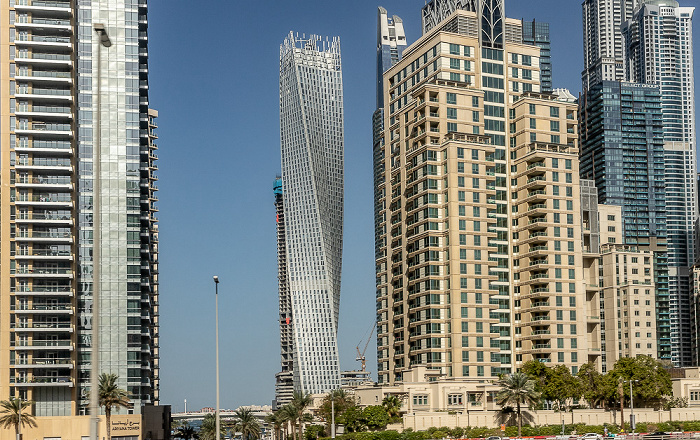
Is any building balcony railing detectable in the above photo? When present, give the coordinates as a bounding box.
[11,376,73,387]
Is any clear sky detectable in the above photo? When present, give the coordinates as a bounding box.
[148,0,700,412]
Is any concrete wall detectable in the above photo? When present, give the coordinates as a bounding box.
[403,408,700,431]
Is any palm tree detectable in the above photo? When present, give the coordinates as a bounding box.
[496,372,540,438]
[382,395,402,422]
[277,404,297,440]
[266,411,284,440]
[289,393,313,440]
[199,413,226,440]
[0,398,37,438]
[175,422,199,440]
[232,408,261,440]
[98,373,131,440]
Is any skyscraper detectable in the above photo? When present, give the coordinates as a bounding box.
[581,0,638,90]
[422,1,553,93]
[273,177,293,408]
[279,32,344,395]
[0,0,159,416]
[623,0,696,365]
[522,20,552,92]
[580,80,670,360]
[374,7,407,278]
[375,7,587,384]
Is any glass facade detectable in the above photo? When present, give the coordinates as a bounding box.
[623,1,696,365]
[279,33,344,395]
[580,80,670,360]
[522,20,551,91]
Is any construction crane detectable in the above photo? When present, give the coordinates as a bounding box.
[356,323,376,372]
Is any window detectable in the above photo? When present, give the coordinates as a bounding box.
[446,92,457,104]
[449,44,460,55]
[450,72,461,82]
[472,96,479,107]
[530,119,537,129]
[529,104,536,115]
[450,58,461,69]
[550,107,559,117]
[550,120,560,132]
[447,122,457,132]
[448,394,463,406]
[462,336,469,347]
[447,108,458,120]
[413,395,428,405]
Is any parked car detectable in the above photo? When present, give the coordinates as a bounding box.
[580,433,603,440]
[486,436,502,440]
[643,432,670,440]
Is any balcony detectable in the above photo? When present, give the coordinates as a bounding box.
[15,86,73,101]
[11,376,74,387]
[14,17,72,32]
[15,34,72,50]
[12,322,73,332]
[12,357,73,368]
[14,0,73,13]
[16,122,72,138]
[16,103,72,119]
[14,159,72,173]
[14,267,73,278]
[14,340,73,350]
[12,288,73,297]
[13,304,73,314]
[15,176,72,190]
[14,195,72,208]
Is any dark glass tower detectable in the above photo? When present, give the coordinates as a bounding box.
[580,80,670,360]
[522,20,552,91]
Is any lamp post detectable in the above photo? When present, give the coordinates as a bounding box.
[16,396,21,440]
[91,23,111,440]
[213,276,220,440]
[627,379,640,434]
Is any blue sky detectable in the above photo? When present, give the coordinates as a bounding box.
[148,0,700,411]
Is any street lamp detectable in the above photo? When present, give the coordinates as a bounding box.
[91,23,112,440]
[625,379,640,434]
[213,276,220,440]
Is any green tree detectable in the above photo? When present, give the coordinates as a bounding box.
[362,405,389,431]
[0,398,37,439]
[608,356,672,408]
[496,371,540,438]
[304,424,326,440]
[338,405,365,433]
[577,363,611,408]
[175,422,199,440]
[544,365,581,413]
[317,389,355,430]
[232,408,261,440]
[381,396,402,423]
[522,360,550,393]
[199,413,226,440]
[98,373,131,440]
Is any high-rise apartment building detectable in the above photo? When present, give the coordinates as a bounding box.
[579,80,670,360]
[522,20,551,92]
[580,184,659,372]
[0,0,159,416]
[279,32,344,395]
[273,177,293,408]
[420,1,552,93]
[623,0,696,366]
[374,8,407,273]
[375,7,589,385]
[581,0,638,90]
